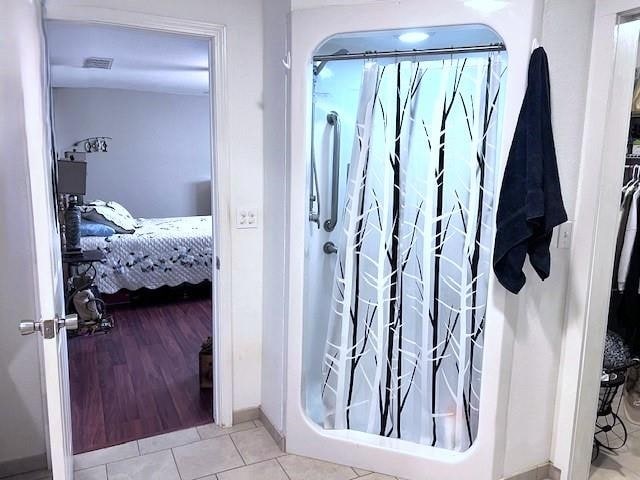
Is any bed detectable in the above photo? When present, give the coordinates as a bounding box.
[80,216,213,294]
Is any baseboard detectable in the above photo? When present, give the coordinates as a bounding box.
[0,453,48,478]
[233,407,261,425]
[258,408,286,451]
[503,462,561,480]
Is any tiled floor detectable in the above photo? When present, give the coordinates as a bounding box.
[7,420,403,480]
[590,410,640,479]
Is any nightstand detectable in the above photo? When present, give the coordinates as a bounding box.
[62,249,112,335]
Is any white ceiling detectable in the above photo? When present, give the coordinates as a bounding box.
[46,21,210,95]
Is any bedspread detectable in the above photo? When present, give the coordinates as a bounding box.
[80,216,213,294]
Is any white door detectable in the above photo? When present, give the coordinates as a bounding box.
[3,1,75,479]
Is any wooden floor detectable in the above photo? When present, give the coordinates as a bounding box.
[68,297,213,454]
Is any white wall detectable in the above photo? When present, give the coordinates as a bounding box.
[502,0,596,476]
[53,87,212,218]
[0,0,48,472]
[261,0,290,434]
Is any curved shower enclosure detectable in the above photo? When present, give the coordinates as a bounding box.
[302,25,507,453]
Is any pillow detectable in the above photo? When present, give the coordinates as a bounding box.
[80,200,140,234]
[80,220,116,237]
[105,201,135,220]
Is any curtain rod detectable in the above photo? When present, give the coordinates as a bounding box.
[313,44,506,63]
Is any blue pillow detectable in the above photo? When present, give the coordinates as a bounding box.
[80,220,116,237]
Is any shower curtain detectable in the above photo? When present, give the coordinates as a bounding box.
[321,53,505,451]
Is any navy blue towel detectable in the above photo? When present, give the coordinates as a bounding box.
[493,47,567,294]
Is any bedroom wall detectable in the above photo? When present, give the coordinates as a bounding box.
[52,87,212,218]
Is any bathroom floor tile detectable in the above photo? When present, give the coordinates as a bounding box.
[358,474,398,480]
[217,459,289,480]
[230,427,284,464]
[172,435,244,479]
[106,450,179,480]
[278,454,358,480]
[75,465,107,480]
[74,441,139,470]
[354,468,372,476]
[196,420,257,440]
[138,427,200,455]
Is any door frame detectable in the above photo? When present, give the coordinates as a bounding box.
[552,2,640,479]
[42,5,234,428]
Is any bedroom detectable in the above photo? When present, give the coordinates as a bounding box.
[48,21,217,454]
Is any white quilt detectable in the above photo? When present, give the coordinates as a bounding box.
[81,216,213,294]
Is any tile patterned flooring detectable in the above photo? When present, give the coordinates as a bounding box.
[6,420,403,480]
[590,413,640,479]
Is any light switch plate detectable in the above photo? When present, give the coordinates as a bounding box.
[236,208,258,229]
[557,221,573,249]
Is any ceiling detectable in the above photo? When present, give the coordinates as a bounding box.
[47,21,210,95]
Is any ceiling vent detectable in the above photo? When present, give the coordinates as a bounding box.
[83,57,114,69]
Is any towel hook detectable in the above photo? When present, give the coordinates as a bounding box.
[531,38,540,53]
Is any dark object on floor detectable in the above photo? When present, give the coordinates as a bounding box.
[493,47,568,294]
[592,331,640,462]
[102,280,212,307]
[199,336,213,389]
[603,330,632,371]
[68,297,213,454]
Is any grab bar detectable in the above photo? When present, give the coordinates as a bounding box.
[324,111,340,232]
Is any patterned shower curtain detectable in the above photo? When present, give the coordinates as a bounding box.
[321,53,505,452]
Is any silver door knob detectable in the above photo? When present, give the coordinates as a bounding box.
[19,314,78,337]
[60,314,78,331]
[19,320,41,336]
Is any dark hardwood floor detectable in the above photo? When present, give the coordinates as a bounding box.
[68,296,213,454]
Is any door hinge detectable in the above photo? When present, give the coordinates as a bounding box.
[216,256,221,270]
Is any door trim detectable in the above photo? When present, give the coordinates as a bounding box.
[551,3,640,479]
[42,6,234,428]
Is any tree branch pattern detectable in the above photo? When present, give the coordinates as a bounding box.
[320,53,506,451]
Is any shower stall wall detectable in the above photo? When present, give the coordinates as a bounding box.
[304,44,506,452]
[286,6,544,478]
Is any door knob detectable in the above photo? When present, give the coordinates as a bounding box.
[19,314,78,338]
[19,320,41,336]
[60,314,78,331]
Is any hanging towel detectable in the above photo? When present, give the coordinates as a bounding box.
[493,47,567,294]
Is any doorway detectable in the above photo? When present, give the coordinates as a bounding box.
[5,5,235,476]
[560,6,640,480]
[46,20,217,454]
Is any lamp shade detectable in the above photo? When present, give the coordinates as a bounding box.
[57,160,87,195]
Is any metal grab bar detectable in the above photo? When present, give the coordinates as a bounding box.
[324,111,340,232]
